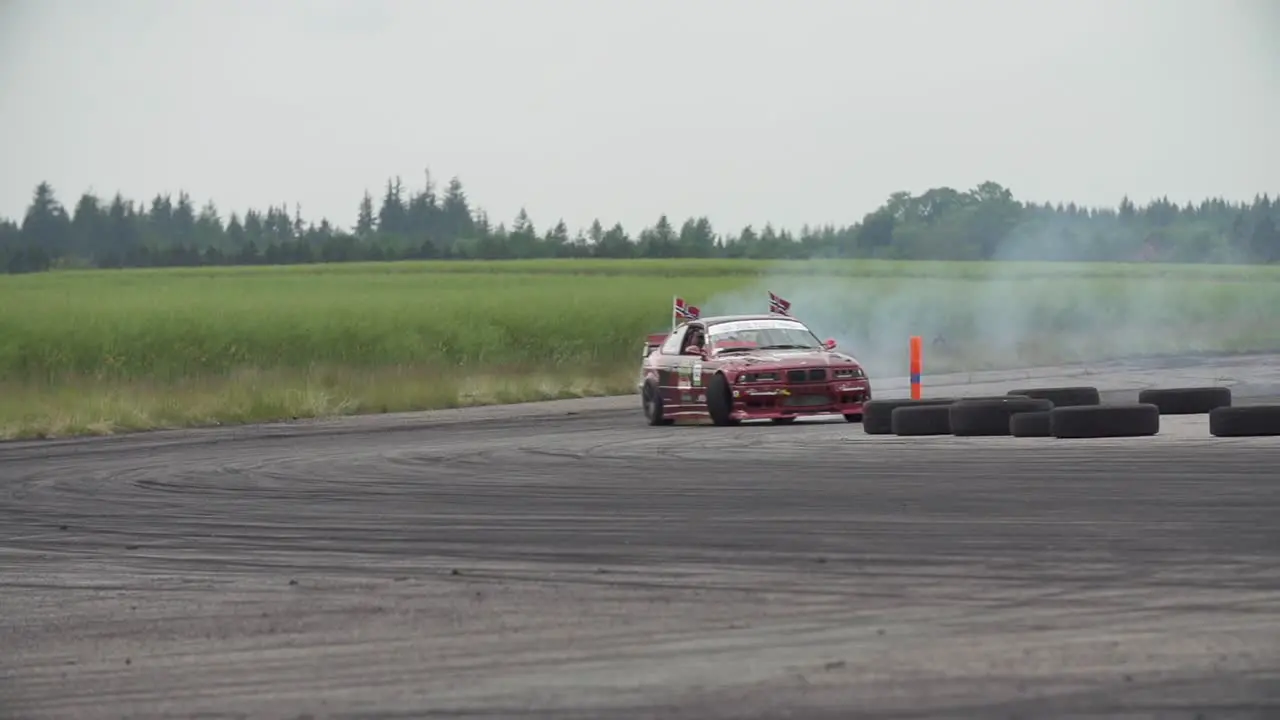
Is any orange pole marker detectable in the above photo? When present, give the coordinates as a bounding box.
[909,335,922,399]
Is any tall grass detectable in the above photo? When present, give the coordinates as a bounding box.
[2,258,1276,438]
[0,268,733,381]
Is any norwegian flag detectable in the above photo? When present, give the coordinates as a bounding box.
[768,291,792,316]
[673,296,700,323]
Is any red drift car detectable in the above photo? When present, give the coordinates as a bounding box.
[638,310,872,426]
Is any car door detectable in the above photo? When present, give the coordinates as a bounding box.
[663,323,711,412]
[656,325,690,410]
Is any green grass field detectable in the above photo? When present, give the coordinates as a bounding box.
[2,258,1278,439]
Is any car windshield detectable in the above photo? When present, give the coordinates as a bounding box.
[707,319,822,354]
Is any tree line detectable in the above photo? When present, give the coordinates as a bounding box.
[2,171,1278,273]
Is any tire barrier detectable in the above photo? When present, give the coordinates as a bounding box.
[891,404,954,436]
[862,395,1028,434]
[1009,410,1052,437]
[1006,386,1100,407]
[862,398,955,434]
[1049,403,1160,438]
[950,397,1054,436]
[856,385,1270,441]
[1208,405,1280,437]
[1137,386,1231,415]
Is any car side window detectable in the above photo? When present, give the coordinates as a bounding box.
[660,327,686,355]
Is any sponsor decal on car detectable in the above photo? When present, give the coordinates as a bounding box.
[743,388,792,397]
[709,318,808,336]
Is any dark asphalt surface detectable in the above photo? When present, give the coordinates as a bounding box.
[3,356,1280,719]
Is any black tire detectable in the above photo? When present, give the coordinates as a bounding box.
[706,373,739,426]
[642,380,672,426]
[1009,410,1052,437]
[950,397,1053,436]
[1006,386,1100,407]
[1050,403,1160,438]
[843,413,862,423]
[862,395,1025,434]
[1136,386,1231,415]
[891,405,952,436]
[1209,405,1280,437]
[862,398,955,434]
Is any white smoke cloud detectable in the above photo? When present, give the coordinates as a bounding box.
[697,224,1277,381]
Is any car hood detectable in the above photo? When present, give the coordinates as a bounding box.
[714,349,862,369]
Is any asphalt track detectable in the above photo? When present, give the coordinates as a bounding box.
[3,353,1280,719]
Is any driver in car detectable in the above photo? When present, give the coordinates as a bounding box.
[683,328,706,354]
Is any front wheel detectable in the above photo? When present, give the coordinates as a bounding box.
[706,373,740,426]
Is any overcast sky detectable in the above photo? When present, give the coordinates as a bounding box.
[1,0,1276,234]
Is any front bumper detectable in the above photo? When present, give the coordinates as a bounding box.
[730,380,871,419]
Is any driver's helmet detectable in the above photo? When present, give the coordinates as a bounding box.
[685,328,705,351]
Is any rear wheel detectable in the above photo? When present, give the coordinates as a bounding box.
[706,373,740,426]
[642,380,672,426]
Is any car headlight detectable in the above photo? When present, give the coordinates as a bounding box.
[834,368,864,379]
[739,372,778,383]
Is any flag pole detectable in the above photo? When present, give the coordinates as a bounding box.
[671,295,677,332]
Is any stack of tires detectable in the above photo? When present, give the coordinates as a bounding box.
[862,383,1280,438]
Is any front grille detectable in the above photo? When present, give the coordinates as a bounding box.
[784,394,830,406]
[785,368,826,383]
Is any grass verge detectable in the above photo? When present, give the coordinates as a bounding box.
[0,364,640,440]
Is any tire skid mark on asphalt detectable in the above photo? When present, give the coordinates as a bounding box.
[4,366,1280,718]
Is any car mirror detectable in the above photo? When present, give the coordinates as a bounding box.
[823,338,837,350]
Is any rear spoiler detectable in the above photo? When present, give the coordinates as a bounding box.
[642,332,667,357]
